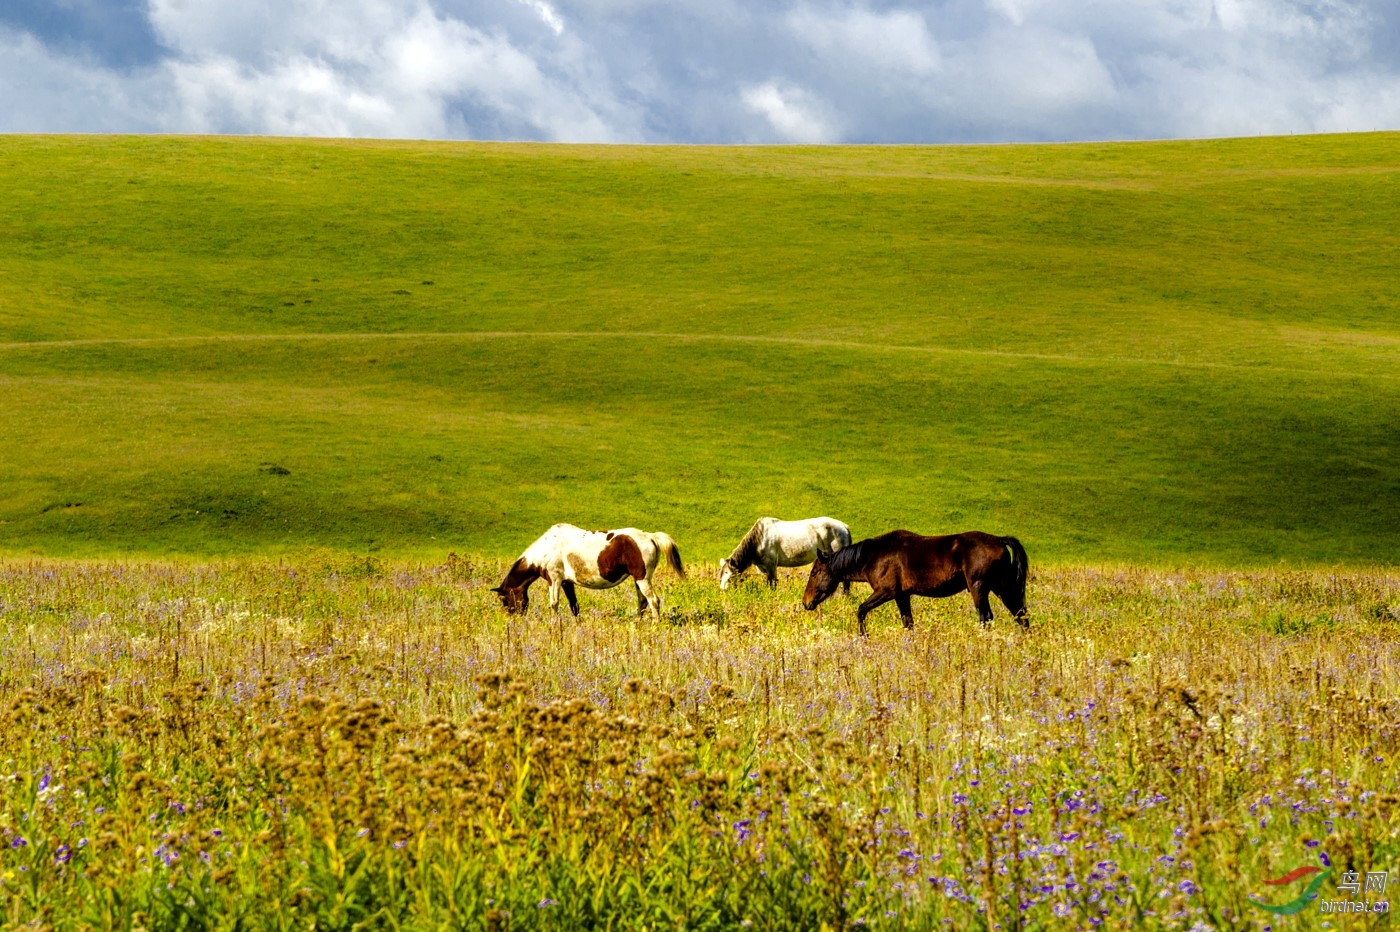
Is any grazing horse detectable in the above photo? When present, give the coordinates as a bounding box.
[802,530,1028,634]
[492,523,684,622]
[719,516,852,591]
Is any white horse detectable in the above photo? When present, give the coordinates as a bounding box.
[492,523,684,622]
[719,516,852,590]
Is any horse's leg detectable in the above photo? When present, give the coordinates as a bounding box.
[636,579,661,622]
[894,591,914,629]
[764,565,778,589]
[842,578,852,596]
[548,580,563,615]
[561,580,580,617]
[855,589,896,637]
[968,580,994,627]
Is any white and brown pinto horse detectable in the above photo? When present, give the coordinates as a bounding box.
[492,523,684,622]
[719,516,852,590]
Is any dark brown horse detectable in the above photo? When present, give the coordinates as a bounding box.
[802,530,1028,634]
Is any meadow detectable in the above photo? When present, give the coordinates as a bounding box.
[1,556,1397,929]
[1,134,1399,928]
[1,134,1398,564]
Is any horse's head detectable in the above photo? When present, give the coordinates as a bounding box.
[718,560,737,590]
[803,552,838,610]
[491,584,529,615]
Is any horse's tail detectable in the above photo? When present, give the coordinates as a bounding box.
[828,518,852,553]
[1002,536,1029,611]
[652,532,686,578]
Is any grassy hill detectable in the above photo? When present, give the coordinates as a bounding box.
[0,134,1397,564]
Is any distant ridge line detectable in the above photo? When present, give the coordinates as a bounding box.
[0,330,1393,381]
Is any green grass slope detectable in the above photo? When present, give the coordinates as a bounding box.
[1,134,1397,564]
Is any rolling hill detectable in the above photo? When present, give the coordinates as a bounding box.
[1,133,1396,564]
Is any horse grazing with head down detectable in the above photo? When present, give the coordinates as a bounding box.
[720,516,853,591]
[492,523,684,622]
[803,530,1028,634]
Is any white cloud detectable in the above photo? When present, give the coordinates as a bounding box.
[1212,0,1371,46]
[140,0,626,140]
[948,26,1118,123]
[166,56,398,137]
[984,0,1030,28]
[741,81,838,143]
[518,0,566,35]
[1,0,1398,142]
[787,4,940,77]
[0,26,169,132]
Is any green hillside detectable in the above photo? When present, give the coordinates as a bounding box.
[1,134,1397,564]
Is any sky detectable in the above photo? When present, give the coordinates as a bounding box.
[1,0,1398,144]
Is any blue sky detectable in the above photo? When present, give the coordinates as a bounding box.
[2,0,1397,142]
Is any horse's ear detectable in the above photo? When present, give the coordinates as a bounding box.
[814,550,829,564]
[490,585,504,594]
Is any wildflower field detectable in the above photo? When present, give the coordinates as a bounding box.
[2,131,1398,928]
[2,556,1396,929]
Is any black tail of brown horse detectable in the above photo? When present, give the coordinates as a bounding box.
[1001,535,1030,626]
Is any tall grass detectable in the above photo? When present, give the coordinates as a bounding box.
[2,557,1396,928]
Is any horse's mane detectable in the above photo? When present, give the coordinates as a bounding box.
[725,520,764,570]
[501,556,540,587]
[825,539,870,578]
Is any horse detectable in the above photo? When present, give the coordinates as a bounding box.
[719,516,852,591]
[492,523,684,622]
[802,530,1028,634]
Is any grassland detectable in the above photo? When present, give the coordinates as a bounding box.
[1,556,1397,929]
[1,135,1398,927]
[2,134,1398,564]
